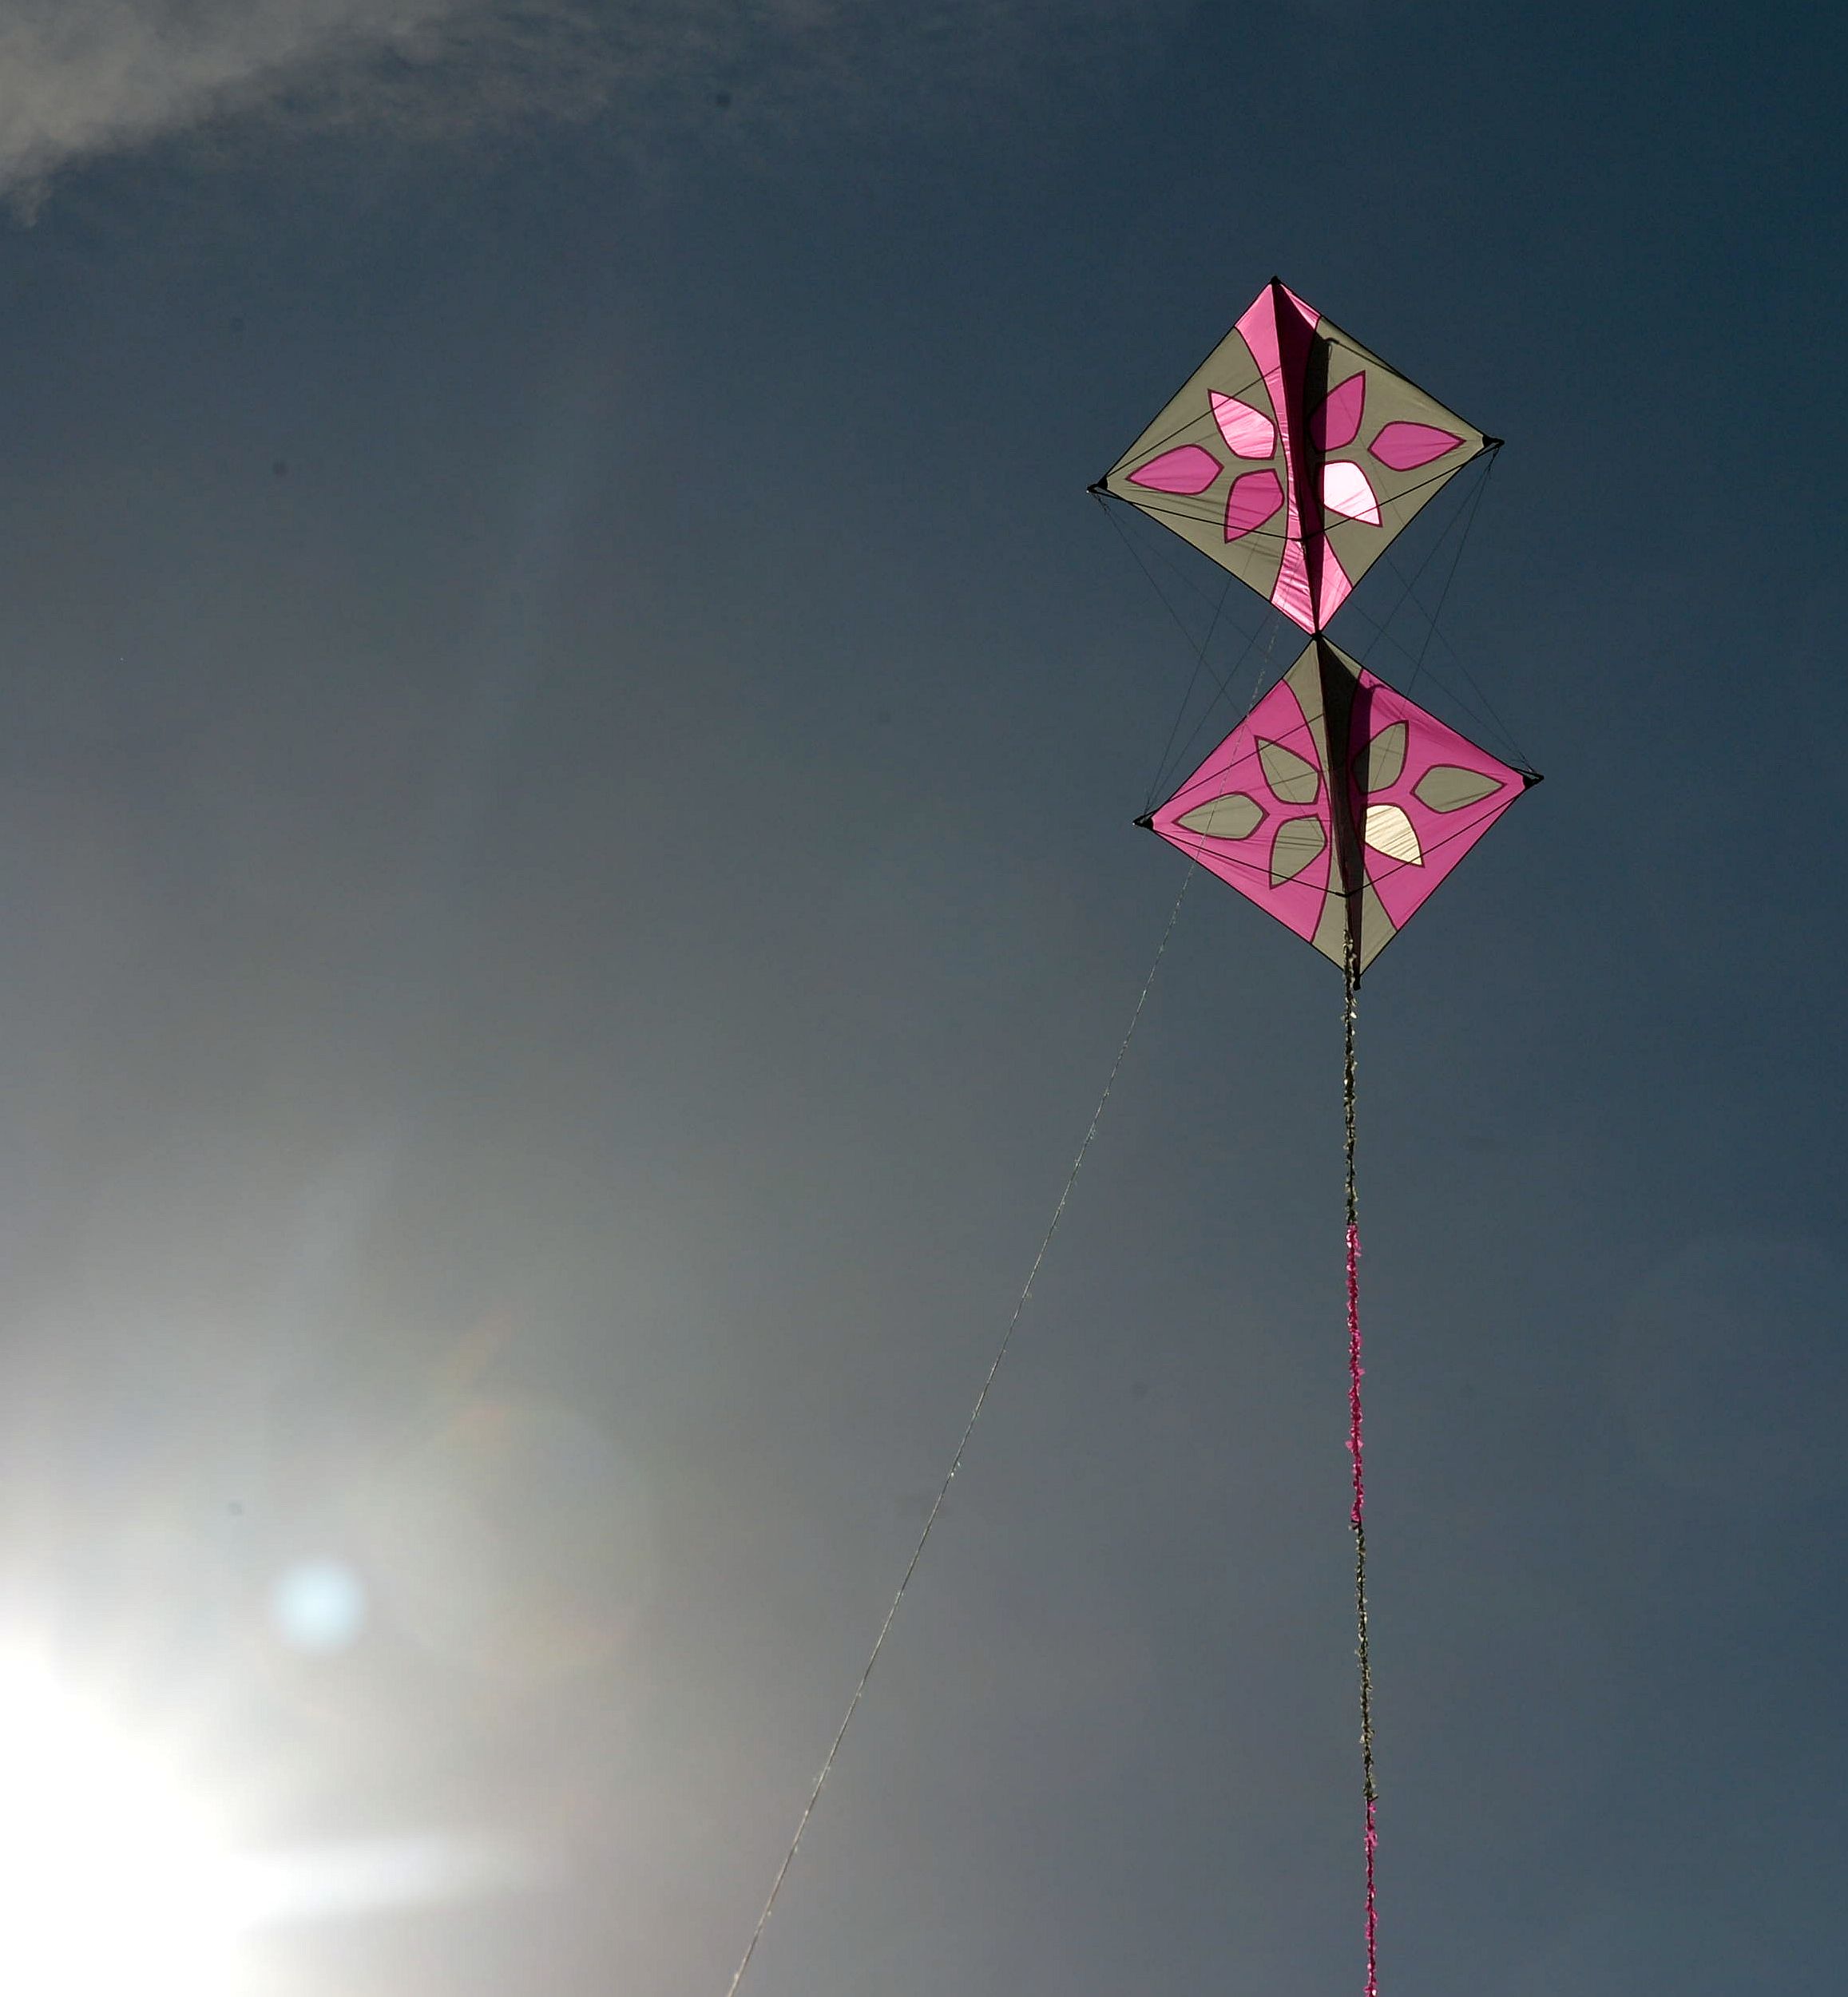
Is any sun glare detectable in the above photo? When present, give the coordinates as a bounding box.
[0,1662,244,1997]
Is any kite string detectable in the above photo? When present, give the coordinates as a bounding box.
[721,866,1195,1997]
[1344,932,1378,1997]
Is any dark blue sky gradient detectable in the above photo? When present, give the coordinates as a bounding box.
[0,4,1841,1992]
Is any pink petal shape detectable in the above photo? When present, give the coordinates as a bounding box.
[1311,373,1366,450]
[1223,469,1283,542]
[1323,460,1382,525]
[1128,444,1223,495]
[1210,390,1276,460]
[1369,421,1463,471]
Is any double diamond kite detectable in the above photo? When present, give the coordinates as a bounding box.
[1099,275,1533,973]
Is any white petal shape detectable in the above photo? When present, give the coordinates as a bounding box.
[1323,459,1382,526]
[1363,801,1423,866]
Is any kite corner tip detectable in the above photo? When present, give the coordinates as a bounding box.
[1483,434,1506,451]
[1521,767,1544,789]
[1133,811,1155,831]
[1088,477,1110,497]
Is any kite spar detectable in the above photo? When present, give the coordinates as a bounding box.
[1096,278,1539,1995]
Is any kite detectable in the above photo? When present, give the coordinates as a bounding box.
[719,278,1539,1997]
[1098,278,1540,1997]
[1093,277,1495,633]
[1137,634,1535,973]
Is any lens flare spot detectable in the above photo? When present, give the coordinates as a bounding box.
[270,1559,367,1654]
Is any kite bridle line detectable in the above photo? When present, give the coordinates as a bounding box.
[1091,489,1284,817]
[1342,446,1530,775]
[1097,446,1521,821]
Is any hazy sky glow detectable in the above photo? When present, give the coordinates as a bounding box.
[0,4,1841,1995]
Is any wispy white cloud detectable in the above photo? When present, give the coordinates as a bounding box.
[0,2,613,206]
[0,0,1182,211]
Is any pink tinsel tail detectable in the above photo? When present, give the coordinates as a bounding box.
[1347,1224,1364,1528]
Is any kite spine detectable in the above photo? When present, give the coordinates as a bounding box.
[1343,930,1378,1997]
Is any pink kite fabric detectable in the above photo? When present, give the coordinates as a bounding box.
[1101,278,1489,634]
[1368,420,1462,470]
[1156,672,1332,948]
[1146,637,1528,972]
[1224,469,1285,540]
[1235,280,1327,628]
[1128,444,1223,495]
[1313,372,1366,451]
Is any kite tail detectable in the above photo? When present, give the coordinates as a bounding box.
[1344,937,1378,1997]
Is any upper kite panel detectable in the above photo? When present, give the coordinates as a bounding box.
[1101,280,1489,633]
[1148,637,1527,972]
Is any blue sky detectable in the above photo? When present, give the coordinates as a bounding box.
[0,4,1841,1993]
